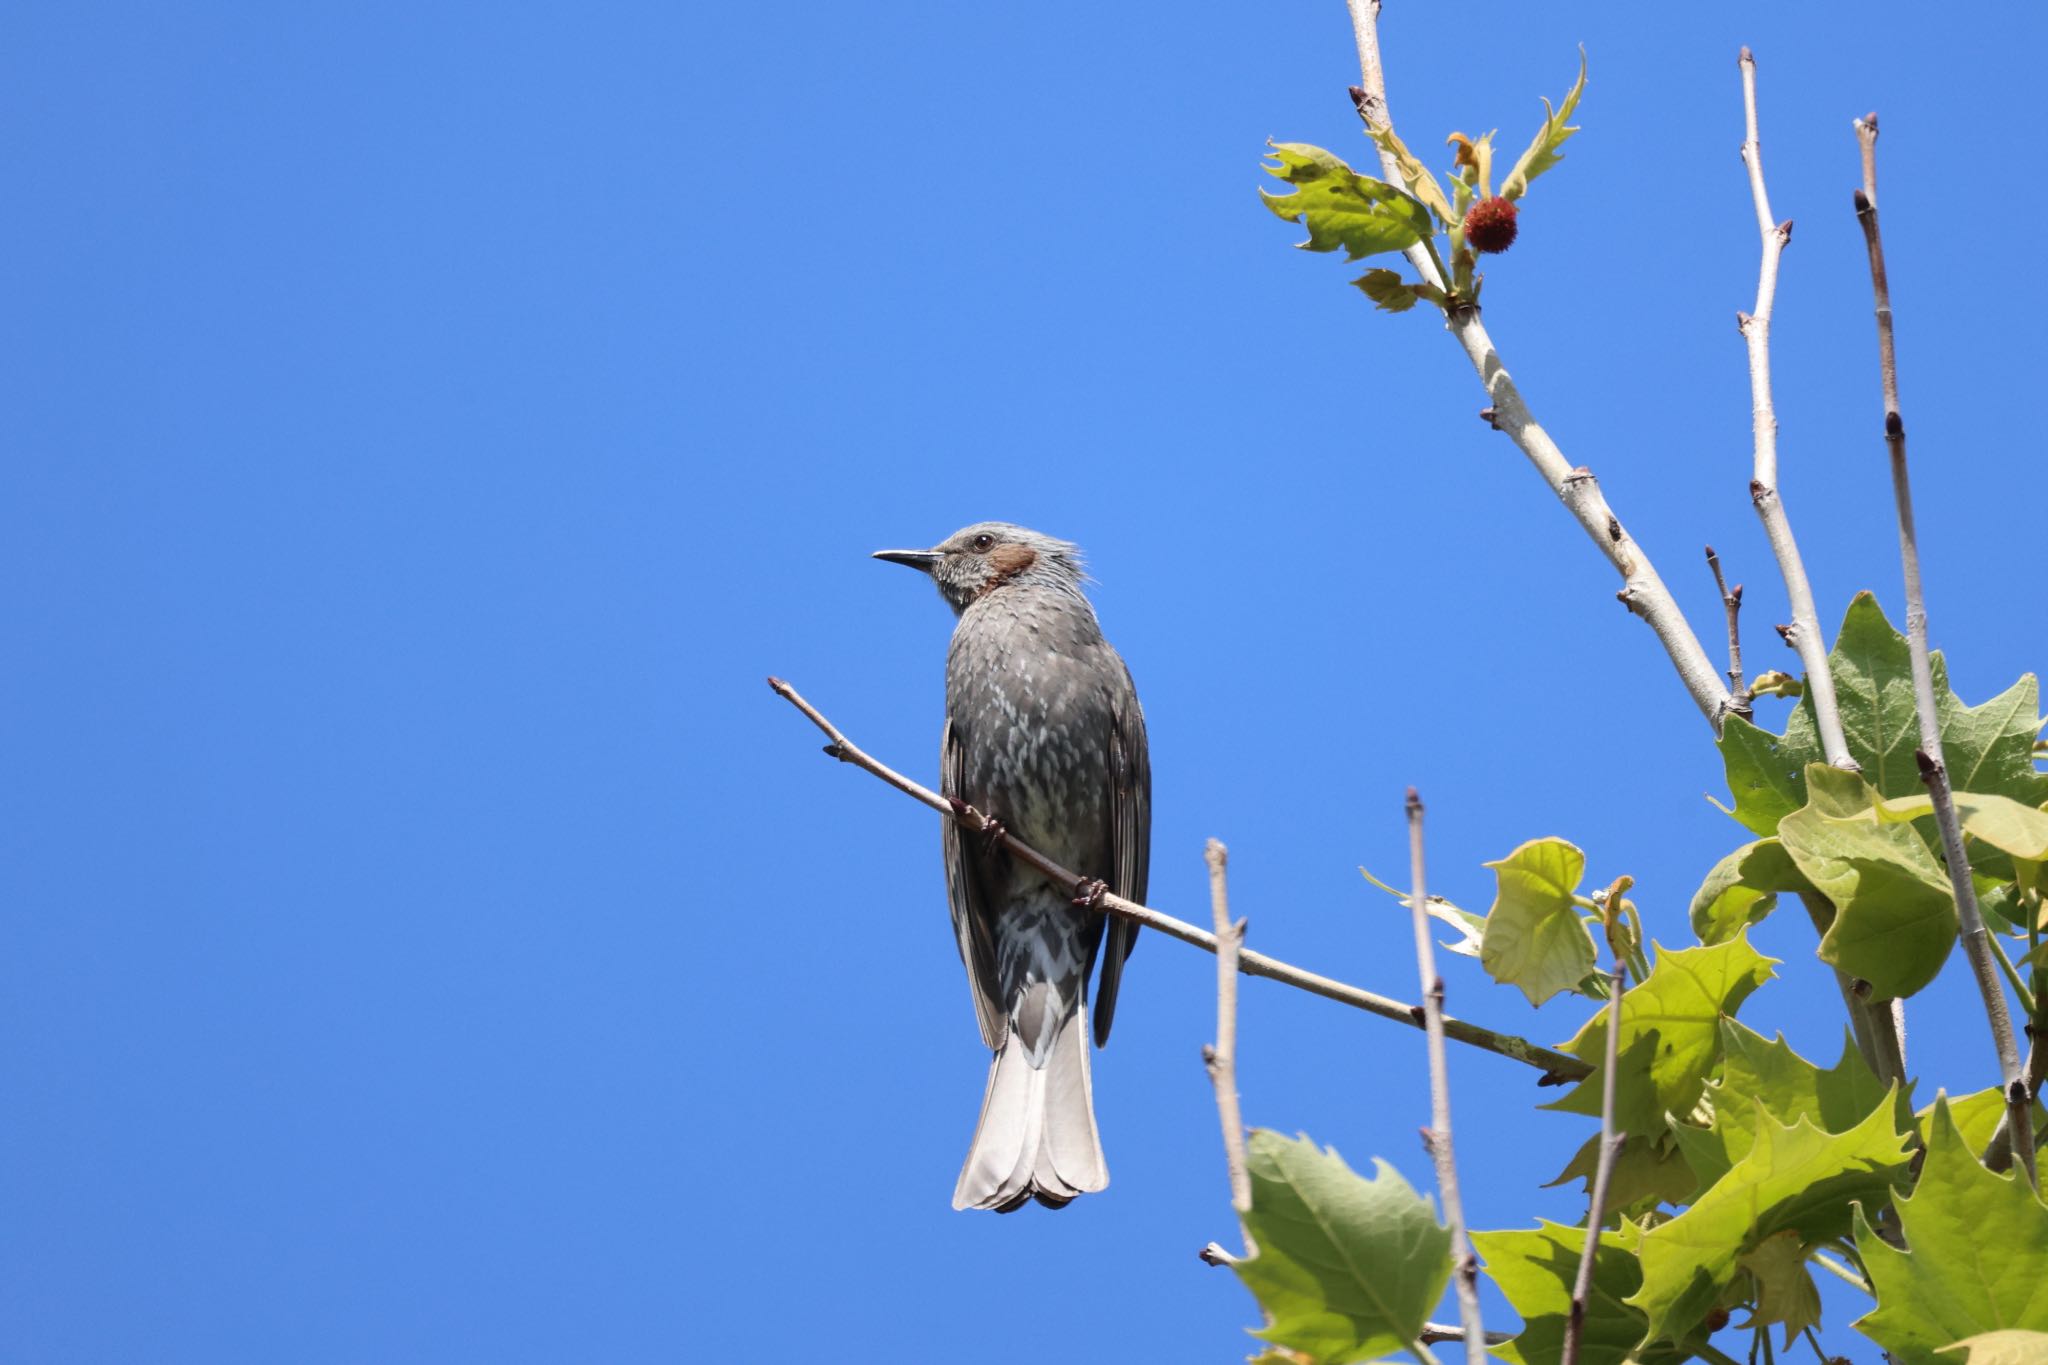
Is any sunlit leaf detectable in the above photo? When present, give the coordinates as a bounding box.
[1478,838,1596,1007]
[1261,143,1433,260]
[1500,50,1587,201]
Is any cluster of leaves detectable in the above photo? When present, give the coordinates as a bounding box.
[1225,597,2048,1362]
[1259,55,1584,312]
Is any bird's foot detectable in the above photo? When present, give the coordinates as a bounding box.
[948,797,1008,856]
[1072,878,1109,910]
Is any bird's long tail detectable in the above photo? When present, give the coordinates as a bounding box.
[952,992,1106,1211]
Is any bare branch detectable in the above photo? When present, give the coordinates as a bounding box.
[1405,790,1485,1365]
[1420,1323,1514,1347]
[1704,546,1751,714]
[1204,840,1254,1222]
[1342,0,1735,731]
[1853,118,2035,1183]
[1737,48,1856,772]
[1564,881,1632,1365]
[767,677,1591,1081]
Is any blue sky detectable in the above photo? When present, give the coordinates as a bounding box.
[4,2,2043,1360]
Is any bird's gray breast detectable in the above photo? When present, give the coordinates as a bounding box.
[945,587,1114,869]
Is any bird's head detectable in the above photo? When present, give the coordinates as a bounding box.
[872,522,1086,614]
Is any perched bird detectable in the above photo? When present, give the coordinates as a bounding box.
[874,522,1150,1211]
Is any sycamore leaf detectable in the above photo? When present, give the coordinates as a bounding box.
[1352,266,1421,312]
[1877,790,2048,861]
[1471,1221,1683,1365]
[1500,50,1587,201]
[1631,1099,1911,1345]
[1261,143,1434,260]
[1924,1086,2048,1154]
[1479,838,1597,1007]
[1716,593,2048,833]
[1939,1331,2048,1364]
[1233,1131,1451,1363]
[1548,935,1778,1136]
[1737,1231,1823,1347]
[1689,838,1813,944]
[1546,1132,1700,1216]
[1856,1098,2048,1364]
[1362,123,1456,228]
[1778,764,1957,997]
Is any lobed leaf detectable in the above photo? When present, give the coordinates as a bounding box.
[1500,50,1587,201]
[1260,143,1434,261]
[1479,837,1597,1007]
[1856,1099,2048,1364]
[1232,1130,1451,1363]
[1689,837,1813,944]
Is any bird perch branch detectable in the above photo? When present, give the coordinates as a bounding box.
[1852,115,2034,1182]
[1342,0,1735,733]
[767,677,1590,1083]
[1203,840,1254,1223]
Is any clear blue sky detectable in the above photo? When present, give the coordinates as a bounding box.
[4,3,2041,1360]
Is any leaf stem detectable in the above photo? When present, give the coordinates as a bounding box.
[1810,1248,1871,1294]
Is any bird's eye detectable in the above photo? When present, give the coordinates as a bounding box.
[971,534,995,552]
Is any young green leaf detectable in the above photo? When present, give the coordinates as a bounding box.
[1856,1098,2048,1364]
[1678,1022,1906,1190]
[1546,1132,1700,1216]
[1919,1086,2048,1154]
[1938,1330,2048,1363]
[1232,1131,1452,1363]
[1478,837,1597,1006]
[1779,764,1957,998]
[1500,50,1587,201]
[1876,789,2048,861]
[1260,143,1434,260]
[1361,123,1455,228]
[1737,1231,1824,1348]
[1631,1099,1911,1346]
[1689,838,1813,944]
[1547,935,1779,1135]
[1471,1221,1682,1365]
[1352,266,1421,312]
[1717,712,1824,837]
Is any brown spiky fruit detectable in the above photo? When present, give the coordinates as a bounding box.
[1464,196,1518,254]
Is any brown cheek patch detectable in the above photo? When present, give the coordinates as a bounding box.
[981,543,1038,594]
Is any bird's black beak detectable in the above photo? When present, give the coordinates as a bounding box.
[872,548,941,573]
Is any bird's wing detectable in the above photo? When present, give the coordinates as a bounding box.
[1091,661,1150,1047]
[943,718,1007,1049]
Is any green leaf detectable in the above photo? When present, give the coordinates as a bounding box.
[1689,838,1813,944]
[1471,1221,1667,1365]
[1478,838,1596,1007]
[1631,1099,1911,1345]
[1546,1132,1700,1216]
[1233,1130,1451,1363]
[1715,593,2048,833]
[1352,267,1420,313]
[1924,1087,2048,1154]
[1877,789,2048,861]
[1261,143,1434,260]
[1361,123,1456,228]
[1779,764,1957,998]
[1500,50,1587,201]
[1360,868,1483,957]
[1717,712,1824,837]
[1548,935,1778,1136]
[1938,1330,2048,1364]
[1856,1098,2048,1364]
[1737,1231,1823,1347]
[1679,1022,1906,1190]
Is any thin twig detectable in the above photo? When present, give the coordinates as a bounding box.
[1343,0,1736,731]
[1852,116,2035,1183]
[1563,879,1632,1365]
[1405,791,1484,1365]
[1420,1323,1513,1347]
[1203,840,1254,1224]
[1705,545,1750,709]
[1737,48,1856,773]
[767,677,1591,1081]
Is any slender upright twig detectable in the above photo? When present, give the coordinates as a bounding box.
[1736,49,1855,773]
[1403,791,1485,1365]
[1851,118,2035,1182]
[1203,840,1254,1223]
[1563,880,1631,1365]
[767,677,1591,1081]
[1704,546,1748,706]
[1342,0,1736,731]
